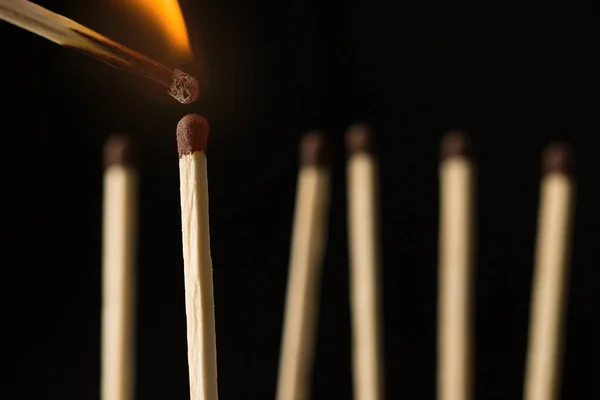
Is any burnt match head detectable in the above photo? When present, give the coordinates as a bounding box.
[177,114,210,156]
[542,142,574,176]
[300,131,329,167]
[169,69,200,104]
[104,134,136,168]
[441,130,472,160]
[346,123,375,155]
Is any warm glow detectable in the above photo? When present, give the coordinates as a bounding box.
[128,0,191,57]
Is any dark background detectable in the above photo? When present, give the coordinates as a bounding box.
[2,0,600,398]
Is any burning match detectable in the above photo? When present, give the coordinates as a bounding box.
[0,0,199,104]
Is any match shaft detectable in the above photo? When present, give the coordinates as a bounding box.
[0,0,199,104]
[179,152,218,400]
[524,144,575,400]
[177,115,218,400]
[101,135,138,400]
[276,132,330,400]
[438,131,475,400]
[346,125,384,400]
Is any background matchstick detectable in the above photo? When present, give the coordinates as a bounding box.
[524,143,575,400]
[101,135,138,400]
[346,124,384,400]
[276,132,331,400]
[0,0,199,104]
[438,131,475,400]
[177,114,219,400]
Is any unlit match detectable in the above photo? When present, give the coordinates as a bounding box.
[101,135,138,400]
[276,132,331,400]
[438,131,475,400]
[0,0,199,104]
[177,114,218,400]
[346,124,384,400]
[524,143,575,400]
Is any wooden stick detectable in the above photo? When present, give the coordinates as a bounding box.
[276,132,331,400]
[101,134,138,400]
[524,143,575,400]
[177,114,218,400]
[346,124,384,400]
[438,131,475,400]
[0,0,199,104]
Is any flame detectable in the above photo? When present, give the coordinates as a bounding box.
[127,0,191,58]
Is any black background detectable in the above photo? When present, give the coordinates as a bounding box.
[2,0,600,398]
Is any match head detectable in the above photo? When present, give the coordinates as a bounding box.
[104,134,136,167]
[169,69,200,104]
[542,142,574,176]
[346,123,375,155]
[300,131,329,166]
[177,114,210,156]
[441,130,472,160]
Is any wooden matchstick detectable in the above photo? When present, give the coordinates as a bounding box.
[0,0,199,104]
[276,132,331,400]
[101,134,138,400]
[524,143,575,400]
[177,114,218,400]
[438,131,475,400]
[346,124,384,400]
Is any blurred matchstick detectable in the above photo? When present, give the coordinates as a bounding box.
[177,114,219,400]
[524,143,575,400]
[346,124,384,400]
[101,135,138,400]
[438,131,475,400]
[276,132,331,400]
[0,0,199,104]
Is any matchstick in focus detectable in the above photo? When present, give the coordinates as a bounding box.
[438,131,475,400]
[101,135,138,400]
[346,124,384,400]
[177,114,219,400]
[524,143,575,400]
[0,0,199,104]
[276,132,331,400]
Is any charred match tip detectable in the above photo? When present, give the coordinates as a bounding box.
[441,130,472,160]
[104,134,136,167]
[300,131,329,167]
[346,123,375,155]
[169,69,200,104]
[177,114,210,156]
[542,142,574,176]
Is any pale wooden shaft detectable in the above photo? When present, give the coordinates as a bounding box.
[0,0,122,57]
[438,158,474,400]
[347,154,384,400]
[524,174,574,400]
[276,167,330,400]
[179,152,219,400]
[102,166,137,400]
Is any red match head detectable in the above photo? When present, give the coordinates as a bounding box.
[177,114,210,156]
[542,142,574,176]
[104,134,136,167]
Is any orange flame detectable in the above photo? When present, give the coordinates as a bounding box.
[127,0,191,58]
